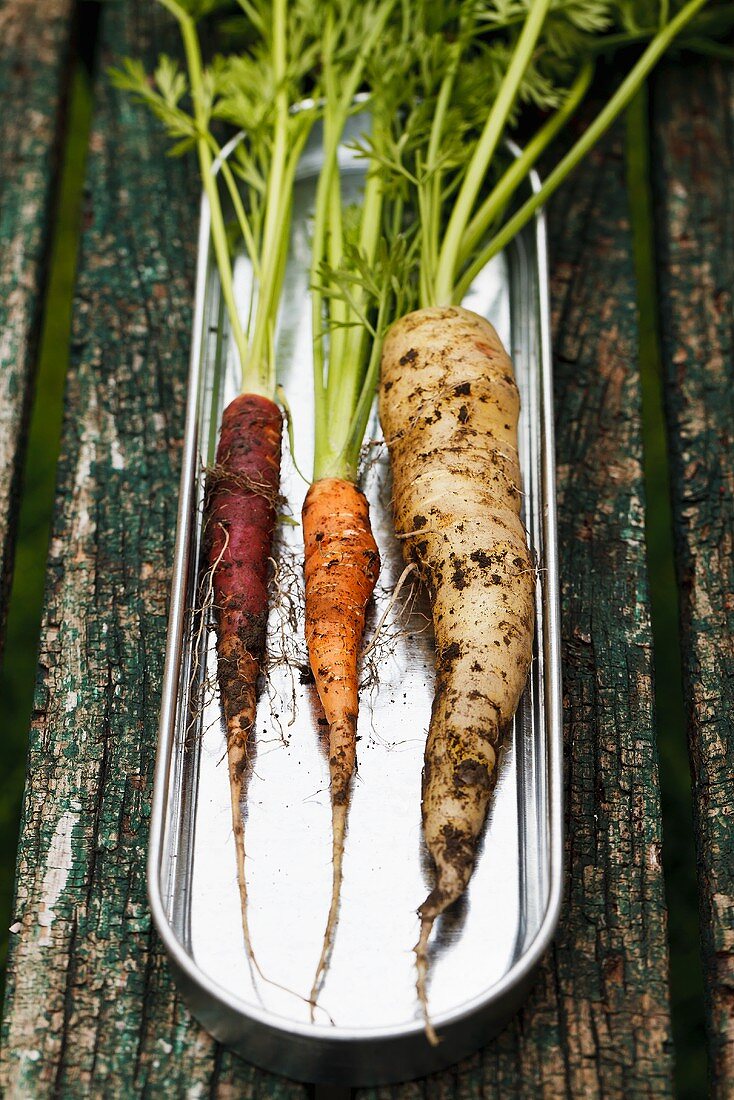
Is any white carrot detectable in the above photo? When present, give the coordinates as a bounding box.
[380,306,533,1043]
[371,0,717,1042]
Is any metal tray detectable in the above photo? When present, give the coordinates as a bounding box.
[148,119,563,1086]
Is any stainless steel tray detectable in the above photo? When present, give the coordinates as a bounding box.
[148,120,563,1086]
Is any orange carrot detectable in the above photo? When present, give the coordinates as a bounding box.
[302,477,380,1008]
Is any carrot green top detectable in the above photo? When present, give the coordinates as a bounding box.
[308,0,409,483]
[359,0,734,311]
[310,0,734,480]
[114,0,734,445]
[113,0,321,400]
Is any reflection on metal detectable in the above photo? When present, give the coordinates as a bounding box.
[149,118,563,1086]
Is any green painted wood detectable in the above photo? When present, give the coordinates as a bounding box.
[651,60,734,1098]
[359,133,673,1099]
[0,0,74,659]
[0,1,307,1096]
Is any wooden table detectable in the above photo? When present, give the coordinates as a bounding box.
[0,2,731,1096]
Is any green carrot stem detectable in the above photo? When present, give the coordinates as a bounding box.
[310,0,398,481]
[453,0,710,302]
[234,0,266,35]
[432,0,552,307]
[333,163,385,424]
[309,18,339,458]
[216,154,261,283]
[324,106,348,411]
[246,0,290,396]
[458,60,593,267]
[339,292,391,481]
[420,54,458,307]
[161,1,252,386]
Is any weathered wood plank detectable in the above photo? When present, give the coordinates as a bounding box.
[360,132,672,1098]
[0,0,74,658]
[0,1,307,1095]
[651,60,734,1098]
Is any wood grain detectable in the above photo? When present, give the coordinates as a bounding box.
[0,1,306,1095]
[652,60,734,1098]
[0,0,74,658]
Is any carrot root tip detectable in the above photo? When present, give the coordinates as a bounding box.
[309,800,349,1018]
[414,914,440,1047]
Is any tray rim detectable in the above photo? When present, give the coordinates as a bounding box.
[147,152,564,1054]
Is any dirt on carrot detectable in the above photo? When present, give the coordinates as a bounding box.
[379,305,535,1043]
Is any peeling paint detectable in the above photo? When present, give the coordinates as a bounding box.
[37,811,77,948]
